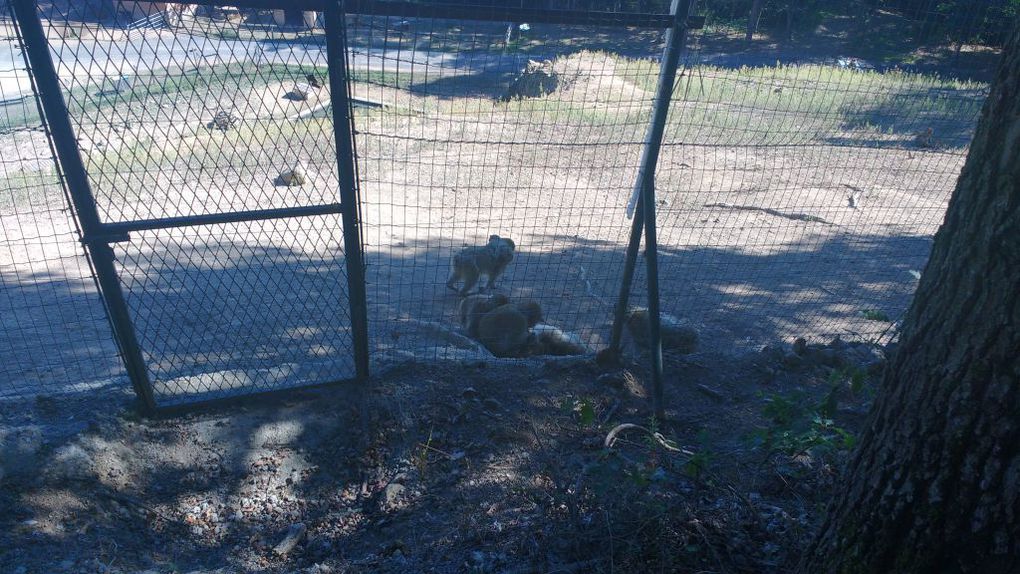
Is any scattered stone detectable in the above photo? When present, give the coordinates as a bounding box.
[461,387,478,399]
[482,398,502,412]
[273,522,307,556]
[279,162,308,186]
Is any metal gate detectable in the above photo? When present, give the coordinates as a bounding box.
[10,0,369,410]
[10,0,696,414]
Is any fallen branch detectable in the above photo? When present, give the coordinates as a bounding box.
[704,202,834,225]
[604,423,692,455]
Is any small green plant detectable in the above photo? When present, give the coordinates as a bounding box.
[561,396,598,427]
[751,390,857,456]
[861,309,892,322]
[412,427,434,479]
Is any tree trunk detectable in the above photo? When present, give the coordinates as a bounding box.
[800,27,1020,574]
[746,0,764,41]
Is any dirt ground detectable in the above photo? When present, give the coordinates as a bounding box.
[2,18,974,404]
[1,335,886,573]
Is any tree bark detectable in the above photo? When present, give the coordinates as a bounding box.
[800,27,1020,574]
[746,0,764,41]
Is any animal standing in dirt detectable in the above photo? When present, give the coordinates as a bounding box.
[459,292,510,338]
[306,74,324,89]
[475,299,543,358]
[446,235,516,295]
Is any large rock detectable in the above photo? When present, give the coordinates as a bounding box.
[210,109,238,131]
[502,59,559,101]
[279,162,308,186]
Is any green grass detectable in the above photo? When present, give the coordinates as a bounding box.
[615,57,986,147]
[1,52,988,212]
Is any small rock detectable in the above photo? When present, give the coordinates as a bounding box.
[383,483,406,506]
[279,162,308,186]
[462,387,478,399]
[482,398,502,412]
[792,337,807,356]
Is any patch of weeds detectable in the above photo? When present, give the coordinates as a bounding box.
[560,396,597,428]
[861,309,892,322]
[682,429,716,482]
[820,366,871,413]
[750,390,857,457]
[412,427,434,479]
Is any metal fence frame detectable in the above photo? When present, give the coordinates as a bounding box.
[8,0,693,414]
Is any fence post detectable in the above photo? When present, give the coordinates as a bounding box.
[325,0,371,379]
[10,0,156,411]
[609,0,693,419]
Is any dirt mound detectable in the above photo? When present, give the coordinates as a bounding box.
[502,51,649,106]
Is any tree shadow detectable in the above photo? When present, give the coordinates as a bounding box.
[1,223,934,406]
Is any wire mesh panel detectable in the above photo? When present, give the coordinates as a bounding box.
[634,1,1004,350]
[29,1,359,405]
[346,7,671,363]
[0,4,124,401]
[113,216,355,406]
[39,3,338,224]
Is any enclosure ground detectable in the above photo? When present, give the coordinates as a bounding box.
[1,336,884,573]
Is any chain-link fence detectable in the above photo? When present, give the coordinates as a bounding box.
[0,0,1013,409]
[1,3,125,405]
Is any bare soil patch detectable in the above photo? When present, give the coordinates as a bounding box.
[2,336,884,573]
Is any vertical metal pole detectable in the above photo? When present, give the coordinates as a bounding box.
[608,197,643,354]
[11,0,156,412]
[608,0,692,419]
[326,0,370,379]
